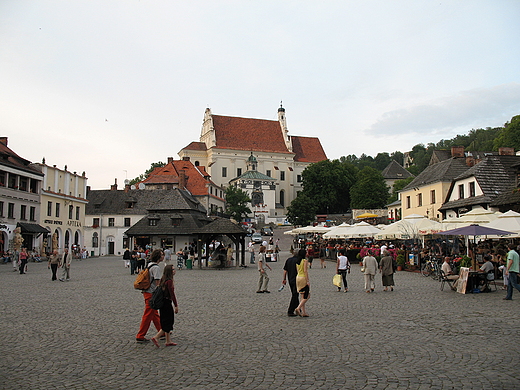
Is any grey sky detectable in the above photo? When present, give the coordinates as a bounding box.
[1,1,519,189]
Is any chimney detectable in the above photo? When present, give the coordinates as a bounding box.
[182,156,190,161]
[451,146,464,158]
[499,147,515,156]
[86,186,91,195]
[124,184,130,193]
[110,178,118,191]
[179,170,187,189]
[466,156,475,167]
[0,137,7,146]
[167,157,174,164]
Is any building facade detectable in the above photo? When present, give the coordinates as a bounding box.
[178,106,327,223]
[31,162,88,254]
[0,137,45,253]
[229,153,277,224]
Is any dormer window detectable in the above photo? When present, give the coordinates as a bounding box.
[171,216,183,226]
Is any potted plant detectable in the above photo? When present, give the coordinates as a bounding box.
[396,253,406,271]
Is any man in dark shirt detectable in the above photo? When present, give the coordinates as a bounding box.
[282,249,305,316]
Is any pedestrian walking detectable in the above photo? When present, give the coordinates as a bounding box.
[18,247,28,274]
[336,249,350,292]
[282,249,305,316]
[504,244,520,300]
[379,250,395,291]
[48,249,60,281]
[256,246,271,293]
[248,241,255,264]
[362,250,378,293]
[136,249,163,342]
[151,264,179,348]
[59,248,72,281]
[295,252,310,317]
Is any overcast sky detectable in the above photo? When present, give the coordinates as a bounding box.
[1,1,519,189]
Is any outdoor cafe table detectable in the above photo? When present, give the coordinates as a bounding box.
[457,267,487,294]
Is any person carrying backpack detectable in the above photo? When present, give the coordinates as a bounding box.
[136,249,163,343]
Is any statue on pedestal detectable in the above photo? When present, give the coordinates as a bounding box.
[13,227,24,252]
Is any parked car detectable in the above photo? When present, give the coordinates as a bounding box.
[251,232,263,243]
[261,227,273,236]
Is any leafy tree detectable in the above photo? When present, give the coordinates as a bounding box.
[224,185,251,222]
[493,115,520,150]
[407,143,434,175]
[129,161,166,185]
[286,193,317,226]
[374,152,392,171]
[387,176,415,203]
[301,159,358,214]
[390,151,404,166]
[350,167,389,209]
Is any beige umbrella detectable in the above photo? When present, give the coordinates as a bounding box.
[323,223,353,239]
[457,207,501,225]
[483,210,520,237]
[291,225,331,234]
[344,221,381,238]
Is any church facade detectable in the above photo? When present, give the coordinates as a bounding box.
[178,106,327,223]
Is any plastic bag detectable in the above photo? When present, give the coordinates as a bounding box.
[333,274,342,287]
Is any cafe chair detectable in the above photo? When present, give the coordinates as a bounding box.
[482,271,498,292]
[440,270,456,291]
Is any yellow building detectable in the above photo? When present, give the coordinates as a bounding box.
[32,162,88,254]
[399,148,469,221]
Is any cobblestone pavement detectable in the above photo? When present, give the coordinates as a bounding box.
[1,251,519,390]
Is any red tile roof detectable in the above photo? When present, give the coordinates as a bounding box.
[140,159,222,199]
[212,115,292,154]
[291,136,327,163]
[183,141,207,151]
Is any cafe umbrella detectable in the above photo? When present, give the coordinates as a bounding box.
[437,224,514,269]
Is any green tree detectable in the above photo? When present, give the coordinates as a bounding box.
[390,151,404,166]
[374,152,392,171]
[286,193,317,226]
[301,159,358,214]
[224,185,251,222]
[350,167,389,209]
[493,115,520,150]
[129,161,166,185]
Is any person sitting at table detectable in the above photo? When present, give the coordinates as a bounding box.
[441,257,459,287]
[480,254,495,275]
[477,254,495,292]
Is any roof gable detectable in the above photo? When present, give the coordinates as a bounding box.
[291,136,327,163]
[381,160,414,180]
[403,158,468,191]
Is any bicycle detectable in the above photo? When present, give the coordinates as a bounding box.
[421,256,439,278]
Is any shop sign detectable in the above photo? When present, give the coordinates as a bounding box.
[44,219,63,225]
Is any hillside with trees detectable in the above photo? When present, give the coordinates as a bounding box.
[286,114,520,225]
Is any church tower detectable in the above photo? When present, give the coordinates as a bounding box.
[200,108,216,148]
[278,103,292,153]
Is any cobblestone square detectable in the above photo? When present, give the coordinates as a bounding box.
[1,253,519,389]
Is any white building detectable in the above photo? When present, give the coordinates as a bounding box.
[178,105,327,223]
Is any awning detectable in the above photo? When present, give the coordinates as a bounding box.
[17,222,50,234]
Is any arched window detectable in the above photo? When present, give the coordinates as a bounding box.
[92,232,98,248]
[280,190,285,207]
